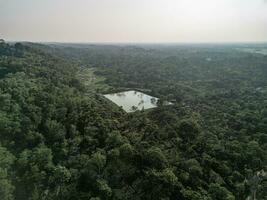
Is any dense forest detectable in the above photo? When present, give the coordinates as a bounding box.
[0,40,266,200]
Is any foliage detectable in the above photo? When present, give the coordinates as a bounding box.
[0,41,266,199]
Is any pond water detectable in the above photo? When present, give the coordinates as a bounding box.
[104,90,159,113]
[237,48,267,55]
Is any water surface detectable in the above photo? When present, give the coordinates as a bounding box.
[104,90,158,112]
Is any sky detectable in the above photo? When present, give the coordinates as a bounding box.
[0,0,267,43]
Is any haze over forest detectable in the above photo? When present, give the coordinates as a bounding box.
[0,1,267,200]
[1,0,267,43]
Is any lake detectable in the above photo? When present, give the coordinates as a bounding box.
[237,48,267,55]
[104,90,159,112]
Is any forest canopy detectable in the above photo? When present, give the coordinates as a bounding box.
[0,41,266,200]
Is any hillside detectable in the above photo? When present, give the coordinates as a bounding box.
[0,41,266,200]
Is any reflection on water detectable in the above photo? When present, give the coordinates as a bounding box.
[104,90,159,112]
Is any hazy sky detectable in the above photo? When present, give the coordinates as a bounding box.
[1,0,267,43]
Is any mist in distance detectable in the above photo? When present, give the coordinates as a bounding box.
[1,0,267,43]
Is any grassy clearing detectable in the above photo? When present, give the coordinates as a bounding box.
[76,67,111,93]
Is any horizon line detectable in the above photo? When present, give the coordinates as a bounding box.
[4,39,267,45]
